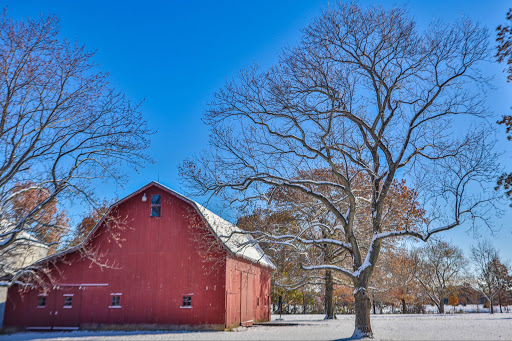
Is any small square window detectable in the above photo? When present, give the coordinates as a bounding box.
[151,194,161,217]
[111,295,121,307]
[64,296,72,307]
[37,296,46,307]
[182,296,192,307]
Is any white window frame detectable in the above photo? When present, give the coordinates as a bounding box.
[109,293,122,308]
[180,294,193,309]
[37,294,48,308]
[63,294,73,308]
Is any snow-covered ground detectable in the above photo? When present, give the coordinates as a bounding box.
[374,304,510,314]
[422,304,510,314]
[2,313,512,340]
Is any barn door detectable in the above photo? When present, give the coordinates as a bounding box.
[240,271,254,326]
[26,291,56,330]
[51,287,81,330]
[240,271,247,325]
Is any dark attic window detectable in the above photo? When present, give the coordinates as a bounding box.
[151,194,161,217]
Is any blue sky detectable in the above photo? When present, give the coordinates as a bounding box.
[5,0,512,261]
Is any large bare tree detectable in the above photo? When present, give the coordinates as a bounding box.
[0,13,152,285]
[181,3,496,338]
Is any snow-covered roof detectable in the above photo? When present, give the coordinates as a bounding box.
[0,220,49,249]
[194,202,275,269]
[12,231,49,249]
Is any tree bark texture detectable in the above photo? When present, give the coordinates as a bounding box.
[353,289,373,338]
[324,270,335,319]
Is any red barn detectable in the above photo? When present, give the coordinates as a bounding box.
[3,182,275,331]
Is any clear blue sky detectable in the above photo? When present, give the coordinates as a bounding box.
[5,0,512,262]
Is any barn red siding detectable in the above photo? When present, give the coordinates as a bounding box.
[5,185,231,330]
[225,257,271,328]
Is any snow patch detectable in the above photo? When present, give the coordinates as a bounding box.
[352,259,372,278]
[354,287,366,295]
[351,327,372,339]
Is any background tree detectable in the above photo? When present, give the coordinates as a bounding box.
[61,200,112,250]
[181,3,495,338]
[334,284,355,314]
[379,248,421,314]
[496,8,512,203]
[414,240,468,314]
[447,292,459,312]
[239,171,425,319]
[490,257,511,313]
[9,181,69,254]
[470,240,509,314]
[0,13,152,286]
[496,9,512,82]
[239,204,349,319]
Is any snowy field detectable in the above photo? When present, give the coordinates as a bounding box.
[2,313,512,341]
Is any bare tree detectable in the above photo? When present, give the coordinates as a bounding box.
[181,2,496,338]
[414,240,467,314]
[470,240,507,314]
[0,13,152,285]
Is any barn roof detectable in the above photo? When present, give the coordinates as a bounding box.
[38,181,275,270]
[153,182,276,270]
[193,202,275,269]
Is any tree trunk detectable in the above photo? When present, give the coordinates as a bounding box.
[490,298,494,314]
[324,270,335,319]
[439,298,445,314]
[401,298,407,314]
[302,290,307,314]
[353,288,373,338]
[372,298,377,315]
[498,294,503,313]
